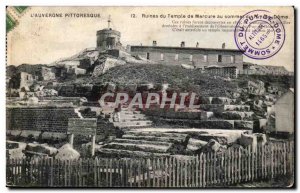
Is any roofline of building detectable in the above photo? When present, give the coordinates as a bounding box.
[130,45,244,53]
[260,65,287,70]
[97,28,121,35]
[275,88,294,104]
[205,65,238,69]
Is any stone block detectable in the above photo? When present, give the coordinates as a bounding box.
[234,120,253,130]
[6,107,79,133]
[7,148,24,159]
[9,130,22,136]
[55,143,80,160]
[254,133,267,145]
[259,119,267,129]
[199,104,224,111]
[201,139,226,153]
[26,143,58,155]
[222,111,254,120]
[211,97,231,104]
[239,133,257,149]
[20,130,41,140]
[224,105,250,111]
[41,132,67,140]
[200,111,214,120]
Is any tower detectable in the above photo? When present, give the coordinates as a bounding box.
[96,15,121,51]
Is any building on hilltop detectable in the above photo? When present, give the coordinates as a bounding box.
[96,16,122,51]
[96,29,122,51]
[128,41,244,72]
[95,18,244,72]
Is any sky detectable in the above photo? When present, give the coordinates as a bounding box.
[7,6,294,71]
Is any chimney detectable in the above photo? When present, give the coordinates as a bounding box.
[180,41,185,48]
[153,41,157,47]
[126,45,131,52]
[196,42,199,48]
[222,43,226,49]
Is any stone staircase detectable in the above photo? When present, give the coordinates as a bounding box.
[108,108,153,128]
[97,98,255,158]
[97,107,188,157]
[97,130,187,158]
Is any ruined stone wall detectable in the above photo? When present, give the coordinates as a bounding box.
[6,107,79,133]
[41,67,56,81]
[20,72,35,89]
[205,67,238,78]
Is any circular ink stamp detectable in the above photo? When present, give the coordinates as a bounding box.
[234,10,285,60]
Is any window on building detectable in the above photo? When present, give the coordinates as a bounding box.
[146,53,150,60]
[175,54,178,61]
[189,55,193,62]
[161,53,164,61]
[218,55,222,62]
[203,55,208,62]
[231,55,235,63]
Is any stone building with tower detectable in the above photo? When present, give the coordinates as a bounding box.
[96,29,122,51]
[96,16,122,51]
[95,17,244,74]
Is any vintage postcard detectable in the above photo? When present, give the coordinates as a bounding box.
[6,6,295,188]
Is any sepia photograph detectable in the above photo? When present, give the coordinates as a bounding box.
[5,6,295,188]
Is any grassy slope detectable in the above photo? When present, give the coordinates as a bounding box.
[89,64,238,97]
